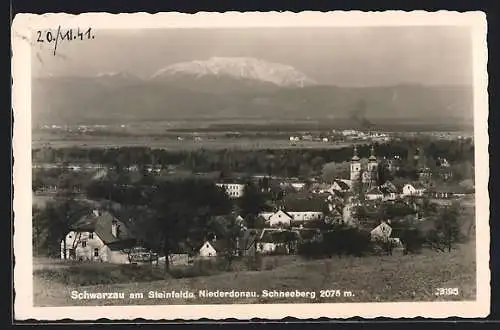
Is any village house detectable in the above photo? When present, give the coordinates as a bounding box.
[401,182,426,197]
[215,182,246,198]
[198,240,219,258]
[370,221,392,242]
[267,210,294,227]
[256,228,301,255]
[311,180,350,195]
[280,181,307,192]
[325,207,343,224]
[61,210,136,264]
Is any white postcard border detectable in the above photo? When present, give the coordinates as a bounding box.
[12,11,490,320]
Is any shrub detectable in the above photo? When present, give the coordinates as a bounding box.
[399,228,425,254]
[298,240,326,259]
[323,226,373,257]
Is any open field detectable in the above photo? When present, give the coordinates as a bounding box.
[33,134,359,150]
[33,242,476,306]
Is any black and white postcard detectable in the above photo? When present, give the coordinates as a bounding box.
[12,11,489,320]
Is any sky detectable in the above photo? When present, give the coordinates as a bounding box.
[31,26,473,87]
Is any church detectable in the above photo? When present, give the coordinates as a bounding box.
[349,145,379,191]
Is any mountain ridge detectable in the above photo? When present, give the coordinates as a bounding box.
[32,58,473,125]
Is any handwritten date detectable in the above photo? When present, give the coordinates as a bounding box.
[36,26,95,56]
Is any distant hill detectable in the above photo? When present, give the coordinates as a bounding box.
[32,58,473,125]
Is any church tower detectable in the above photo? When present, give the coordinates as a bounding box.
[350,145,361,182]
[366,145,378,188]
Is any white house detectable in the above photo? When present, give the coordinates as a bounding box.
[401,183,426,197]
[287,211,323,222]
[198,241,218,258]
[268,210,294,227]
[290,182,307,191]
[370,222,392,241]
[256,229,301,254]
[60,210,136,264]
[216,183,246,198]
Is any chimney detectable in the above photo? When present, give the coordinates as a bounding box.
[111,219,119,238]
[93,209,100,217]
[212,234,217,243]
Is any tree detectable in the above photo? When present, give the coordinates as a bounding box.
[207,215,244,270]
[32,198,90,257]
[377,160,393,185]
[321,162,350,182]
[150,179,232,272]
[238,183,267,218]
[399,227,425,254]
[428,202,461,252]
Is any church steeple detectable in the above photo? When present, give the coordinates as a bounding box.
[352,145,360,161]
[350,145,361,182]
[369,145,377,162]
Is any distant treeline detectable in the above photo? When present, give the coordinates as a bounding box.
[168,122,473,133]
[32,138,473,178]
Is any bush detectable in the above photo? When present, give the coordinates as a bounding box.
[298,241,326,259]
[298,226,373,259]
[399,228,425,254]
[323,226,373,257]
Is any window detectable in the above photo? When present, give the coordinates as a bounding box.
[89,232,94,239]
[94,248,99,257]
[82,241,87,248]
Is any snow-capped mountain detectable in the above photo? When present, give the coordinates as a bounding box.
[150,57,317,88]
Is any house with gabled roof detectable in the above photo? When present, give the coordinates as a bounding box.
[401,182,427,197]
[268,210,294,227]
[61,209,136,264]
[256,228,301,254]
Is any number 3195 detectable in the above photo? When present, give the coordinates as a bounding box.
[435,288,459,296]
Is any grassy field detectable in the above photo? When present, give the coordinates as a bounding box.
[32,136,358,151]
[33,242,476,307]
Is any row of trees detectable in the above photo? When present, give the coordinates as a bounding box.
[32,138,474,179]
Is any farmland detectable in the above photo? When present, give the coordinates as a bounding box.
[33,241,475,307]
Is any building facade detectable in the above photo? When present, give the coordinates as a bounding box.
[60,210,136,264]
[216,183,246,198]
[350,145,379,190]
